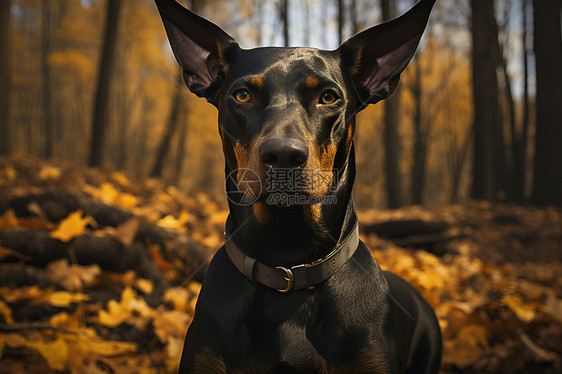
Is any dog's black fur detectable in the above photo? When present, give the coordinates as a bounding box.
[155,0,441,372]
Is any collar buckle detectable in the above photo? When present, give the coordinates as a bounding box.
[275,266,294,293]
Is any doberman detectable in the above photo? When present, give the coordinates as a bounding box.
[155,0,441,372]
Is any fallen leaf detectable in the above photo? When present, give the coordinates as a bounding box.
[114,217,140,247]
[0,165,16,182]
[74,334,137,356]
[0,209,18,230]
[38,165,61,180]
[442,324,489,368]
[163,287,190,312]
[47,259,101,291]
[48,291,90,307]
[26,201,48,220]
[27,337,68,371]
[0,286,45,304]
[98,287,154,327]
[165,336,184,373]
[148,244,173,271]
[0,300,13,324]
[50,210,92,242]
[157,210,188,230]
[502,293,538,323]
[545,294,562,324]
[153,310,190,343]
[135,278,153,295]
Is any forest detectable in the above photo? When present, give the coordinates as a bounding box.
[0,0,561,373]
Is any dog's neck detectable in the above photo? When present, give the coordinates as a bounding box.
[226,147,358,267]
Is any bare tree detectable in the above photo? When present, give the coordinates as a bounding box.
[510,0,531,201]
[410,58,425,205]
[0,0,10,156]
[151,69,183,178]
[89,0,122,167]
[532,0,562,206]
[41,0,54,158]
[280,0,289,47]
[470,0,502,200]
[337,0,344,45]
[381,0,403,208]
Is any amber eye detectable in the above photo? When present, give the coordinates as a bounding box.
[234,89,252,103]
[319,90,338,105]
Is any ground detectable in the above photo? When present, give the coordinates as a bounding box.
[0,155,561,373]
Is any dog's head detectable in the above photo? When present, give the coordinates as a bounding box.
[156,0,435,208]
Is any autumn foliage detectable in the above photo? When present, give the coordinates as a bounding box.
[0,155,561,373]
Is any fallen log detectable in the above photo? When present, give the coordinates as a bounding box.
[2,190,211,282]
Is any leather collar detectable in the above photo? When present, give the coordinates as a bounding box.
[224,216,360,293]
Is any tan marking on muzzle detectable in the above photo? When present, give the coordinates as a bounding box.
[320,143,337,171]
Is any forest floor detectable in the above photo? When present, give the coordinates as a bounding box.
[0,155,561,374]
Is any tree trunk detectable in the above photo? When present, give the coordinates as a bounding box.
[281,0,289,47]
[511,0,531,202]
[532,0,562,206]
[89,0,122,167]
[337,0,344,45]
[151,69,183,178]
[411,59,426,205]
[470,0,501,200]
[0,0,10,156]
[41,0,54,159]
[381,0,403,208]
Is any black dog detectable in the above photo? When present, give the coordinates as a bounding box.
[155,0,441,372]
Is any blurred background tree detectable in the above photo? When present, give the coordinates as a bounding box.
[2,0,560,207]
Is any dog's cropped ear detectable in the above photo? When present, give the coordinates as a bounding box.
[338,0,435,109]
[155,0,239,104]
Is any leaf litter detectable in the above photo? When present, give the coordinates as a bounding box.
[0,155,561,373]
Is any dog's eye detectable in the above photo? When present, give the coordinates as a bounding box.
[234,89,252,103]
[319,90,338,105]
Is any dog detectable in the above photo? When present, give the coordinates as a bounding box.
[155,0,441,372]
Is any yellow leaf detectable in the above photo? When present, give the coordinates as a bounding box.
[0,300,13,324]
[48,291,89,307]
[135,278,153,294]
[442,324,488,368]
[0,165,16,182]
[27,337,68,371]
[38,165,61,180]
[0,285,45,303]
[163,287,189,312]
[49,311,81,330]
[98,299,131,328]
[98,287,153,327]
[99,183,119,204]
[0,209,18,230]
[111,171,131,187]
[74,334,136,356]
[50,210,91,242]
[153,310,190,343]
[157,213,187,230]
[502,293,537,323]
[165,336,184,373]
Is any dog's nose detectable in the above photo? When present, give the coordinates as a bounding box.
[259,138,308,168]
